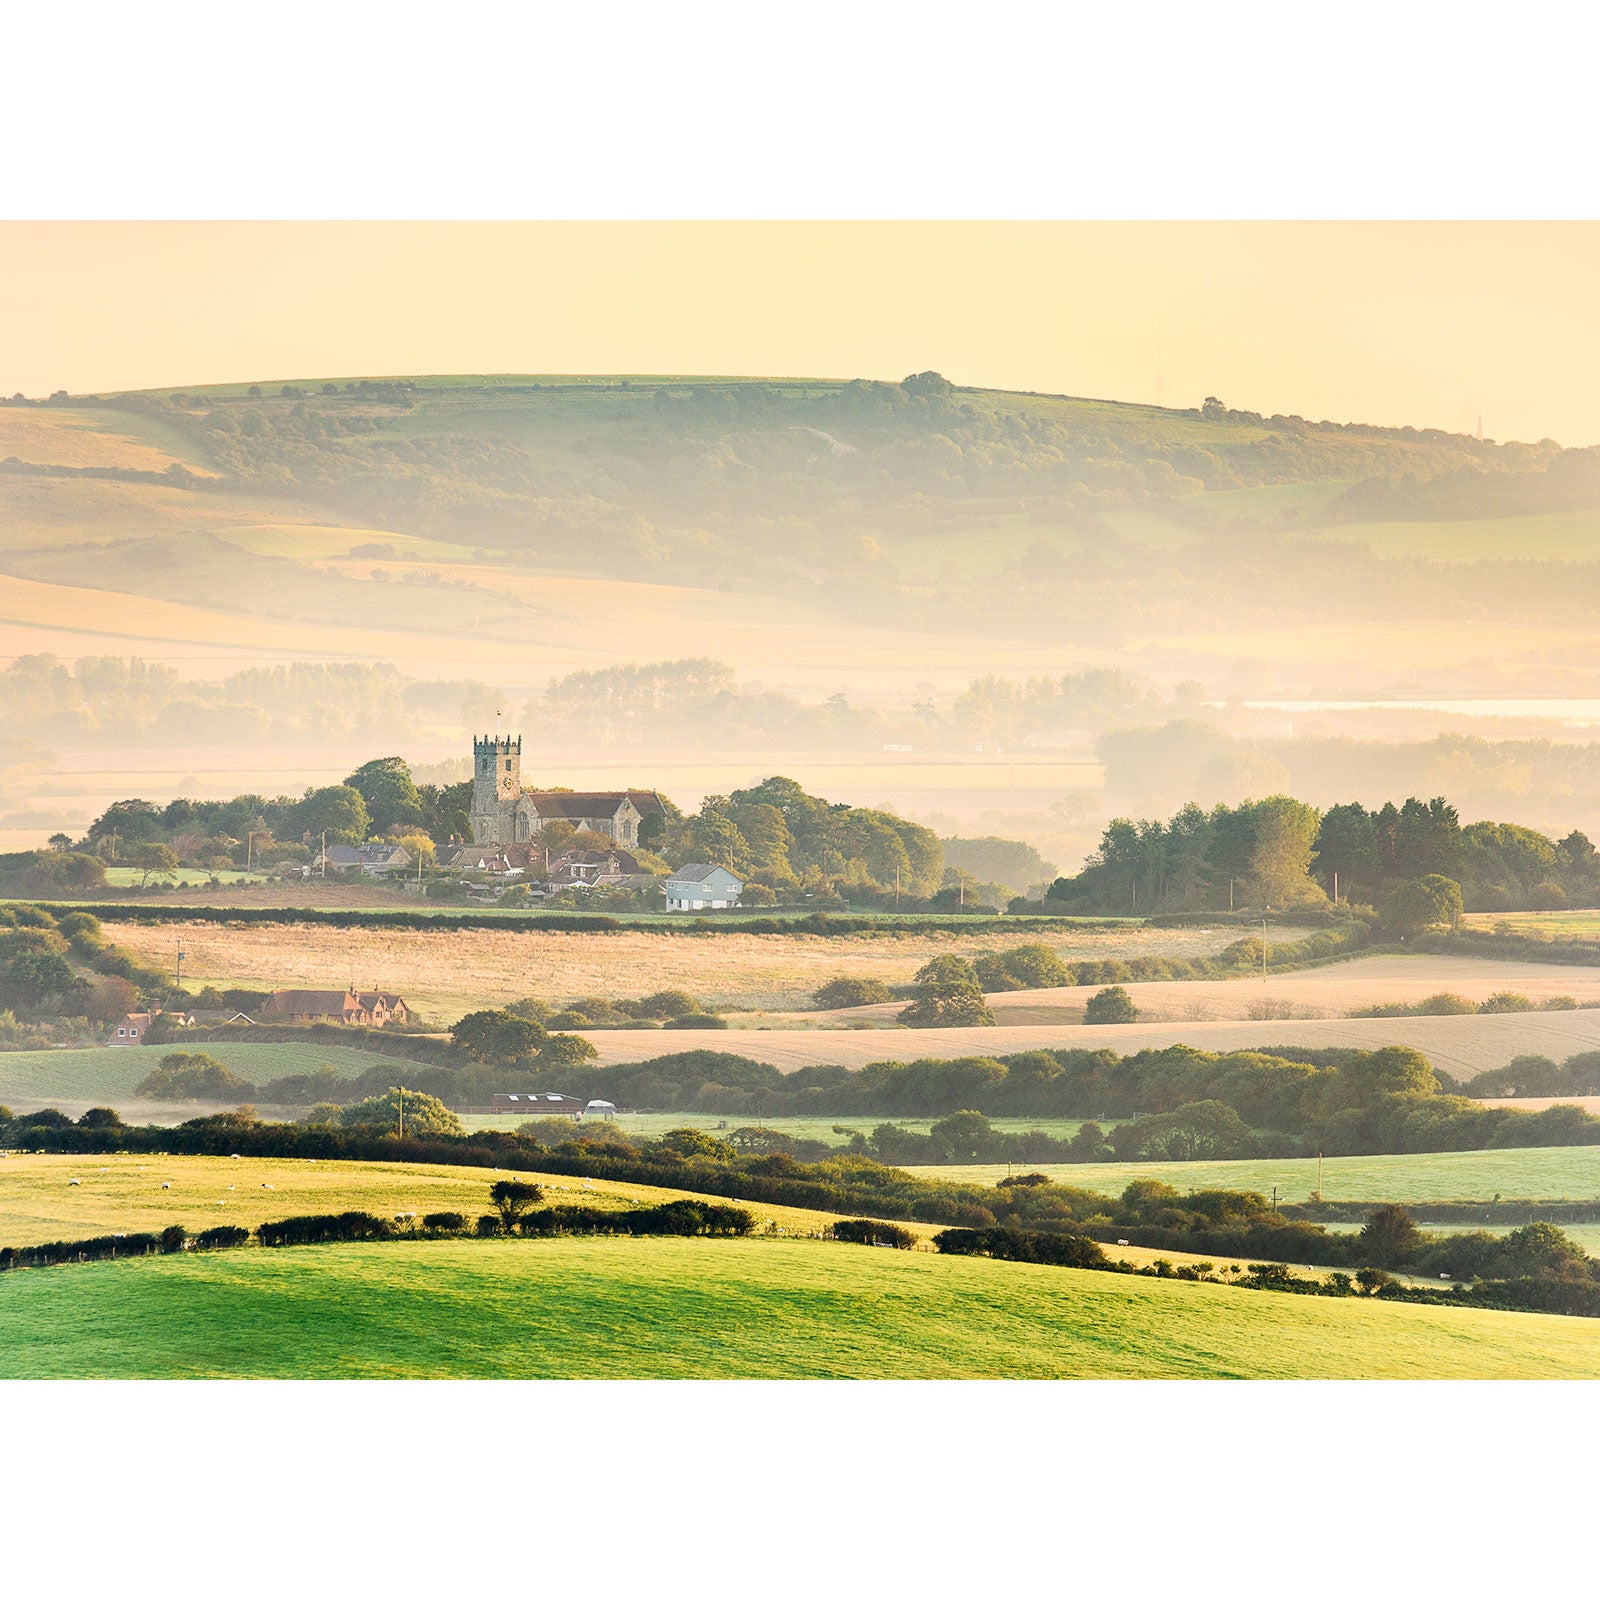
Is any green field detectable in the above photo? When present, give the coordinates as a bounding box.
[0,1042,415,1108]
[4,1235,1597,1378]
[920,1145,1600,1204]
[1464,910,1600,939]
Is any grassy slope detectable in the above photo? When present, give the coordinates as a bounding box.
[5,1235,1597,1378]
[921,1145,1600,1204]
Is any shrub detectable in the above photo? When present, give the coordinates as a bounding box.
[159,1225,186,1254]
[257,1211,395,1247]
[193,1225,249,1250]
[340,1088,462,1138]
[662,1013,728,1030]
[135,1053,255,1102]
[934,1226,1109,1268]
[476,1214,502,1237]
[1084,985,1139,1024]
[630,989,701,1019]
[813,977,892,1009]
[1479,991,1535,1014]
[832,1217,916,1248]
[421,1211,466,1232]
[490,1179,544,1229]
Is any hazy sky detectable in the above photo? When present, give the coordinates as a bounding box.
[6,221,1599,445]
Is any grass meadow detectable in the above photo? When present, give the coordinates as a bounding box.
[921,1145,1600,1205]
[4,1234,1598,1379]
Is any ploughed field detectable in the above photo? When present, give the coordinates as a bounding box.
[108,918,1257,1020]
[794,954,1600,1028]
[6,1234,1598,1379]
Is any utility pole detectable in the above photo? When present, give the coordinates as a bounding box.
[321,830,327,880]
[1262,911,1269,986]
[1332,869,1338,906]
[391,1085,404,1139]
[175,938,185,990]
[1228,878,1234,913]
[246,832,254,874]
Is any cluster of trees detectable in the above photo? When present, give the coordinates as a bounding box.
[49,759,971,911]
[936,1192,1600,1318]
[1466,1049,1600,1099]
[651,775,946,905]
[1047,789,1600,916]
[0,905,167,1027]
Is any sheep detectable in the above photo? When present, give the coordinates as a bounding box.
[68,1178,80,1186]
[161,1182,171,1190]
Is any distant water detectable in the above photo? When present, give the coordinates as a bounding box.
[1228,699,1600,724]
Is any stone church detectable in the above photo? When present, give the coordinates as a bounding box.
[469,735,665,850]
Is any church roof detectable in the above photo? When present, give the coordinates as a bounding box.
[522,790,665,819]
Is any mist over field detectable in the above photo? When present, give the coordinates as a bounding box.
[5,371,1600,867]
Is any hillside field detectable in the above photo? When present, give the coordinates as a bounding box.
[4,1234,1598,1378]
[921,1145,1600,1205]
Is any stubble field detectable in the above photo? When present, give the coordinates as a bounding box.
[108,918,1253,1018]
[579,1006,1600,1078]
[798,953,1600,1027]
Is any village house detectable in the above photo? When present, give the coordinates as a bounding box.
[467,734,665,850]
[311,842,413,876]
[110,1010,159,1045]
[441,841,542,877]
[259,987,410,1027]
[663,862,744,912]
[547,846,648,889]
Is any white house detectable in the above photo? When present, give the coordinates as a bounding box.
[663,862,743,912]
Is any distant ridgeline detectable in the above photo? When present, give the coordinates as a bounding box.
[13,374,1600,645]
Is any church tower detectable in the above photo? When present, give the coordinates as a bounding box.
[471,734,522,843]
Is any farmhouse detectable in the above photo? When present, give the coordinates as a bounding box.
[664,862,743,912]
[110,1010,158,1045]
[311,842,412,876]
[468,734,665,849]
[259,987,410,1027]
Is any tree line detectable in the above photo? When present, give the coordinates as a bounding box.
[1043,790,1600,916]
